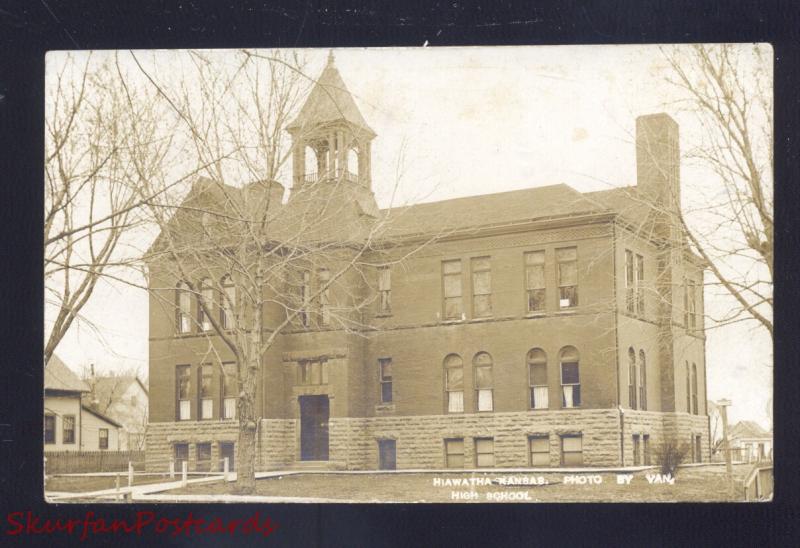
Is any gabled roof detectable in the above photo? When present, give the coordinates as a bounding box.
[730,420,771,440]
[378,183,611,239]
[286,53,375,136]
[81,405,122,428]
[85,375,149,410]
[45,355,90,393]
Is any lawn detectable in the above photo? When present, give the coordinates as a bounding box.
[166,464,752,503]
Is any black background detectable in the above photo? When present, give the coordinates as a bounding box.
[1,1,798,546]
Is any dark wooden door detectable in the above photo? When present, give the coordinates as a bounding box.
[300,395,329,461]
[220,442,235,471]
[379,439,396,470]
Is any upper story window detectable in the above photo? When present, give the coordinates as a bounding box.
[528,348,548,410]
[525,251,546,313]
[691,362,699,415]
[318,268,331,326]
[442,260,463,321]
[198,278,213,331]
[685,361,691,412]
[199,364,213,419]
[556,247,578,309]
[297,359,328,386]
[176,364,191,420]
[473,352,493,412]
[625,250,635,313]
[639,350,647,411]
[176,281,192,334]
[687,279,698,331]
[300,270,311,328]
[444,353,464,413]
[636,254,645,315]
[379,358,393,403]
[221,362,237,419]
[628,347,637,410]
[471,257,492,318]
[378,267,391,315]
[220,275,236,330]
[560,346,581,408]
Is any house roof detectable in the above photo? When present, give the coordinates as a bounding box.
[729,420,771,440]
[44,355,90,393]
[81,405,122,428]
[286,53,375,136]
[378,183,615,239]
[83,375,148,414]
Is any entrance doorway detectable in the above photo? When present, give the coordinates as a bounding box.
[219,442,235,471]
[300,395,329,461]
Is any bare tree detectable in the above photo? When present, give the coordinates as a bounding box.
[44,52,174,365]
[663,44,773,337]
[134,50,441,493]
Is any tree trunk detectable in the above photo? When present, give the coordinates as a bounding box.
[235,356,259,495]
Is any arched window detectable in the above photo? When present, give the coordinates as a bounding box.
[473,352,493,412]
[444,354,464,413]
[198,278,213,331]
[176,281,192,334]
[628,347,637,410]
[691,363,698,415]
[639,350,647,411]
[220,275,236,330]
[685,361,691,412]
[559,346,581,408]
[527,349,548,409]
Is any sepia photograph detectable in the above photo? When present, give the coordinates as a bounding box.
[43,44,773,504]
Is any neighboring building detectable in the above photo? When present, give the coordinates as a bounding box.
[44,355,121,452]
[146,56,710,472]
[83,371,149,450]
[729,421,772,463]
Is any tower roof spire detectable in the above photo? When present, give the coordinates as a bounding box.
[286,52,375,137]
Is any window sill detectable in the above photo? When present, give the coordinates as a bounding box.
[525,312,547,318]
[555,309,578,315]
[375,403,395,412]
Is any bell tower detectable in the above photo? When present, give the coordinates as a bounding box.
[287,52,376,194]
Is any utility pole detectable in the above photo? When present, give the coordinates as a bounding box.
[717,399,733,494]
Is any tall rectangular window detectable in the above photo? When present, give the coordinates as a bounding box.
[176,365,191,420]
[197,442,212,472]
[560,348,581,408]
[442,260,463,320]
[694,435,702,463]
[688,279,697,330]
[529,436,550,467]
[199,364,213,419]
[525,251,546,313]
[643,434,651,465]
[379,358,393,403]
[471,257,492,318]
[625,249,635,313]
[475,438,495,467]
[44,414,55,444]
[62,415,75,444]
[176,282,192,334]
[560,434,583,466]
[474,353,493,412]
[683,279,689,327]
[198,279,213,331]
[378,267,391,315]
[221,276,236,330]
[632,434,641,466]
[318,268,331,326]
[221,362,237,420]
[635,254,645,315]
[445,438,465,468]
[556,247,578,309]
[300,270,310,327]
[99,428,109,450]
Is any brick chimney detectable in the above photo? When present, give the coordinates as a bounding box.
[636,113,680,212]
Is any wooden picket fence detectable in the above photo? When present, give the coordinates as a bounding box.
[45,450,145,474]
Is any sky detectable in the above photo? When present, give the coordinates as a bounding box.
[47,45,773,429]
